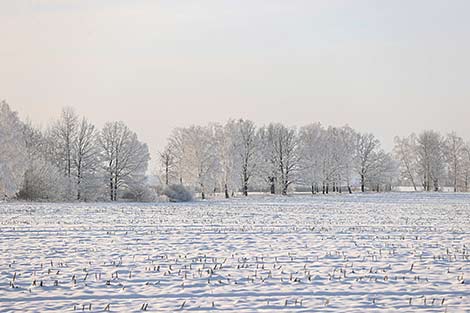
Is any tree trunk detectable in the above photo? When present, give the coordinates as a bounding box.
[348,185,352,194]
[224,184,229,199]
[114,181,118,201]
[110,178,114,201]
[77,163,81,201]
[282,183,288,196]
[361,174,365,193]
[269,177,275,194]
[465,174,469,192]
[165,165,169,185]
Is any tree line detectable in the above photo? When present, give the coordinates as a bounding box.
[0,101,150,201]
[160,121,397,199]
[161,123,470,198]
[1,101,470,201]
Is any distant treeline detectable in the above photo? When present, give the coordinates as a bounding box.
[1,101,469,201]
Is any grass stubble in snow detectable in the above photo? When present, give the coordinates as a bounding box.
[0,193,469,312]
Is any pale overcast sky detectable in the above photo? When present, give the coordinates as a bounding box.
[1,0,469,165]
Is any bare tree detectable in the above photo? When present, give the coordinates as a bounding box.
[100,121,150,201]
[463,143,470,192]
[354,133,382,192]
[0,101,27,199]
[215,123,236,198]
[159,146,176,186]
[258,125,279,194]
[231,119,258,196]
[166,125,218,199]
[394,135,419,191]
[19,121,68,201]
[444,132,465,192]
[50,107,78,178]
[298,123,323,194]
[416,130,445,192]
[269,124,299,195]
[73,117,100,200]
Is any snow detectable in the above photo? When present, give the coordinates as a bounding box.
[1,193,469,312]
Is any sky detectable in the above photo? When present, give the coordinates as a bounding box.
[1,0,470,170]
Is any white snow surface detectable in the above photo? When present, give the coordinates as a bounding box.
[0,193,469,312]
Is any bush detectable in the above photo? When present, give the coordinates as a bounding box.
[163,184,193,202]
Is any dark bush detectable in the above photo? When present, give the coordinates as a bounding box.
[163,184,193,202]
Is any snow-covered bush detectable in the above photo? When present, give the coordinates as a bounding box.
[163,184,193,202]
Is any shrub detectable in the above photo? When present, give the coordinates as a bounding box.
[163,184,193,202]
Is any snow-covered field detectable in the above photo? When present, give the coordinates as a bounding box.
[0,193,469,312]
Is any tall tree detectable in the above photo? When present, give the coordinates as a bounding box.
[100,121,150,201]
[416,130,445,191]
[444,132,465,192]
[298,123,324,194]
[257,125,279,194]
[269,124,299,195]
[19,121,68,201]
[354,133,381,192]
[159,145,176,186]
[73,117,101,200]
[394,135,419,191]
[0,101,27,199]
[231,119,258,196]
[50,107,78,178]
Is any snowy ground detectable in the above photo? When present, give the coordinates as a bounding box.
[0,193,469,312]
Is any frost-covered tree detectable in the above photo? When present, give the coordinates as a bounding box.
[259,123,298,195]
[99,121,150,201]
[332,126,356,193]
[298,123,324,194]
[49,107,78,178]
[363,150,398,192]
[444,132,465,192]
[214,122,236,198]
[19,122,69,201]
[354,133,389,192]
[73,117,101,200]
[318,127,354,194]
[0,101,27,199]
[159,145,177,186]
[229,119,258,196]
[416,130,445,191]
[462,143,470,192]
[394,135,419,191]
[257,125,279,194]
